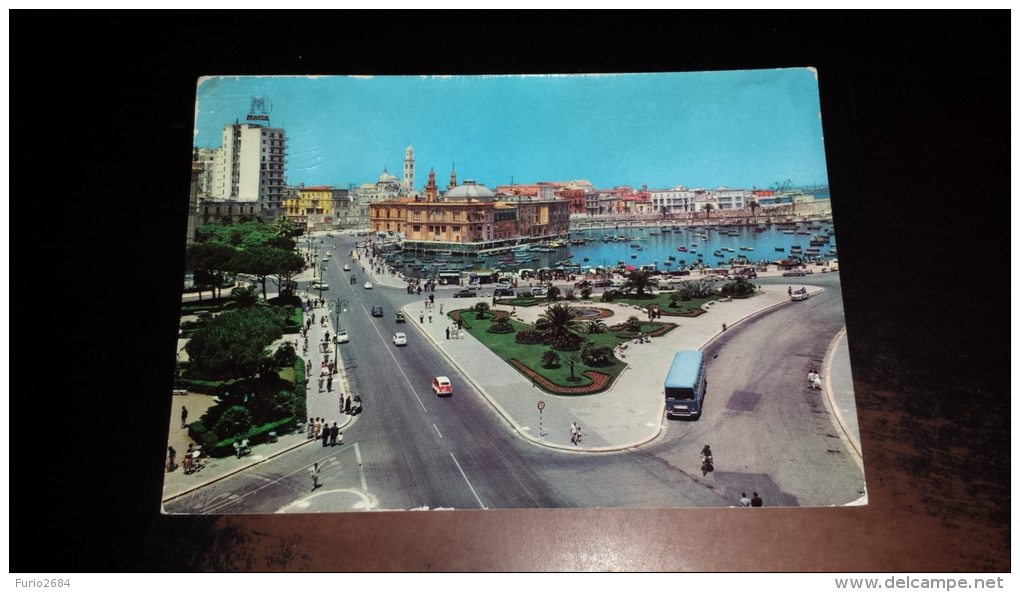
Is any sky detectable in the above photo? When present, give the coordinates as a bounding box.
[194,70,829,192]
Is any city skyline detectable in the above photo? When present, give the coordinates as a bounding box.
[194,70,829,193]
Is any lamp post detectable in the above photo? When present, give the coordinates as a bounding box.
[328,298,348,375]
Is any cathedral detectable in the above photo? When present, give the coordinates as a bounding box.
[351,144,418,202]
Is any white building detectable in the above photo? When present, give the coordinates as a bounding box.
[401,144,415,195]
[649,185,700,214]
[713,187,749,210]
[193,147,218,196]
[211,123,288,213]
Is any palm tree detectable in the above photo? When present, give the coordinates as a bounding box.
[702,203,715,219]
[536,303,581,342]
[623,269,657,299]
[749,200,760,223]
[222,285,265,310]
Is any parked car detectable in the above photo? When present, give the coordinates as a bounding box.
[702,274,724,282]
[532,288,548,297]
[453,289,476,298]
[309,281,329,290]
[343,264,351,271]
[574,280,592,289]
[432,376,452,396]
[336,330,349,343]
[494,288,515,297]
[392,332,408,346]
[371,306,384,317]
[467,282,481,290]
[594,279,614,288]
[782,269,806,277]
[364,282,374,289]
[790,289,810,301]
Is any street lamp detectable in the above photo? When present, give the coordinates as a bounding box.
[328,298,348,375]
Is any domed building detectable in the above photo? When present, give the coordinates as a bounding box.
[443,180,495,201]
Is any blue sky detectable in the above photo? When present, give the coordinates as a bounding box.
[194,70,828,192]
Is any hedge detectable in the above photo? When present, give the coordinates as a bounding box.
[206,416,299,458]
[173,378,220,395]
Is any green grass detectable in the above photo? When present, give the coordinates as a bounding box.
[454,311,628,393]
[608,293,721,315]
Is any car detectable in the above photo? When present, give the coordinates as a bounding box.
[574,280,592,289]
[790,289,810,301]
[364,282,373,289]
[494,288,515,297]
[594,279,614,288]
[343,264,351,271]
[702,274,724,282]
[803,268,813,274]
[782,269,806,277]
[371,306,384,317]
[432,376,452,396]
[392,332,408,346]
[453,289,476,298]
[336,330,349,343]
[532,288,548,296]
[496,282,511,289]
[324,252,331,258]
[467,282,481,290]
[309,281,330,290]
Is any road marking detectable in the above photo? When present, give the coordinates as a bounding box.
[355,442,368,492]
[450,452,487,510]
[359,300,429,413]
[433,423,443,438]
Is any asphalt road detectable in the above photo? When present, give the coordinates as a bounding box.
[166,235,862,513]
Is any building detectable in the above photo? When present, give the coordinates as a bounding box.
[209,122,288,215]
[283,185,350,233]
[369,169,570,249]
[401,144,415,195]
[193,148,218,197]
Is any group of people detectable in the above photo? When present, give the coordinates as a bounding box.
[569,421,584,445]
[307,417,343,447]
[738,492,764,507]
[807,370,823,390]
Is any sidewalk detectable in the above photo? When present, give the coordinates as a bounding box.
[163,272,355,504]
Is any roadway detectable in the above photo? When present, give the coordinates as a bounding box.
[164,234,862,513]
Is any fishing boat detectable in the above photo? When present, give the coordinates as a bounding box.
[775,247,785,251]
[583,257,589,262]
[725,248,735,252]
[630,244,642,248]
[783,230,796,234]
[631,254,637,258]
[668,255,676,261]
[677,246,687,252]
[713,250,724,257]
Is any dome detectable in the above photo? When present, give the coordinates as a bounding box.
[378,168,399,184]
[444,180,494,201]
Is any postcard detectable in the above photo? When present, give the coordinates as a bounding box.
[164,71,863,514]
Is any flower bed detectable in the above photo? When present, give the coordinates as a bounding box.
[509,359,613,395]
[611,322,678,339]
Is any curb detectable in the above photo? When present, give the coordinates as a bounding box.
[821,327,864,471]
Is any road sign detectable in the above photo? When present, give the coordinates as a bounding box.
[537,401,545,410]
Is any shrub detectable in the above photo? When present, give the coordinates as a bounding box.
[720,277,756,297]
[488,316,515,334]
[473,301,491,319]
[173,378,220,394]
[515,329,543,344]
[563,289,575,301]
[625,316,643,332]
[580,287,593,299]
[541,349,561,368]
[519,291,534,299]
[586,320,607,334]
[547,334,583,352]
[581,343,615,367]
[273,343,297,368]
[546,286,561,300]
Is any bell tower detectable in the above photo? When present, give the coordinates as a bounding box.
[403,144,415,194]
[447,163,457,191]
[425,167,438,203]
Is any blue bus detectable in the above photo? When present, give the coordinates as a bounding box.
[664,350,707,419]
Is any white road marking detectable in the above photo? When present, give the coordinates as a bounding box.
[433,423,443,438]
[355,442,368,492]
[450,452,487,510]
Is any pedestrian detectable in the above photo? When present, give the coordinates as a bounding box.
[329,422,339,446]
[167,446,177,472]
[807,370,817,389]
[701,457,714,476]
[813,374,823,391]
[318,377,324,392]
[311,463,320,491]
[739,492,751,507]
[419,312,424,323]
[181,406,188,429]
[345,395,352,414]
[307,417,314,439]
[721,323,727,332]
[326,375,333,392]
[322,423,330,447]
[439,303,443,314]
[751,492,763,507]
[570,421,579,445]
[313,418,322,439]
[428,312,432,323]
[328,361,334,374]
[701,445,713,462]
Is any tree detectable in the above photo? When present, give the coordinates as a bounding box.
[184,306,286,380]
[702,203,715,219]
[222,285,265,310]
[541,349,561,368]
[473,301,491,320]
[185,243,238,300]
[233,246,304,300]
[270,216,297,240]
[749,200,761,223]
[536,304,581,343]
[622,269,657,299]
[546,286,561,300]
[566,354,581,381]
[625,316,643,332]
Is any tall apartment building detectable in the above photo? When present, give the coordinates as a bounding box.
[193,148,218,196]
[211,122,288,213]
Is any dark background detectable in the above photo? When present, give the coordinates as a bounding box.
[15,12,1007,572]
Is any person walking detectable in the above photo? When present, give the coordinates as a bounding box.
[326,375,333,392]
[813,374,823,391]
[701,445,713,462]
[428,312,432,323]
[345,395,352,415]
[181,406,188,429]
[439,303,443,314]
[570,421,579,445]
[167,446,177,472]
[788,286,793,296]
[322,423,330,447]
[807,370,817,389]
[329,422,339,446]
[307,417,314,439]
[318,377,324,393]
[419,312,424,323]
[311,463,320,492]
[739,492,751,507]
[751,492,763,507]
[446,327,450,340]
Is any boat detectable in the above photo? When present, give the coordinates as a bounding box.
[583,257,589,262]
[499,257,513,262]
[663,261,672,266]
[725,248,735,252]
[754,228,766,233]
[739,246,747,251]
[775,247,785,251]
[783,230,796,234]
[691,243,698,247]
[677,246,687,252]
[713,250,724,257]
[668,255,676,261]
[630,244,642,248]
[649,232,661,236]
[631,254,637,258]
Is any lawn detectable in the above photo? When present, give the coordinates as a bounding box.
[452,309,630,395]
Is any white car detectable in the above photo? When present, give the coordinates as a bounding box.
[336,330,349,343]
[392,332,407,346]
[343,264,351,271]
[309,281,330,290]
[364,282,373,289]
[790,288,810,301]
[467,282,481,290]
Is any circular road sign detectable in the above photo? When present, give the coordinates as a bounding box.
[537,401,545,411]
